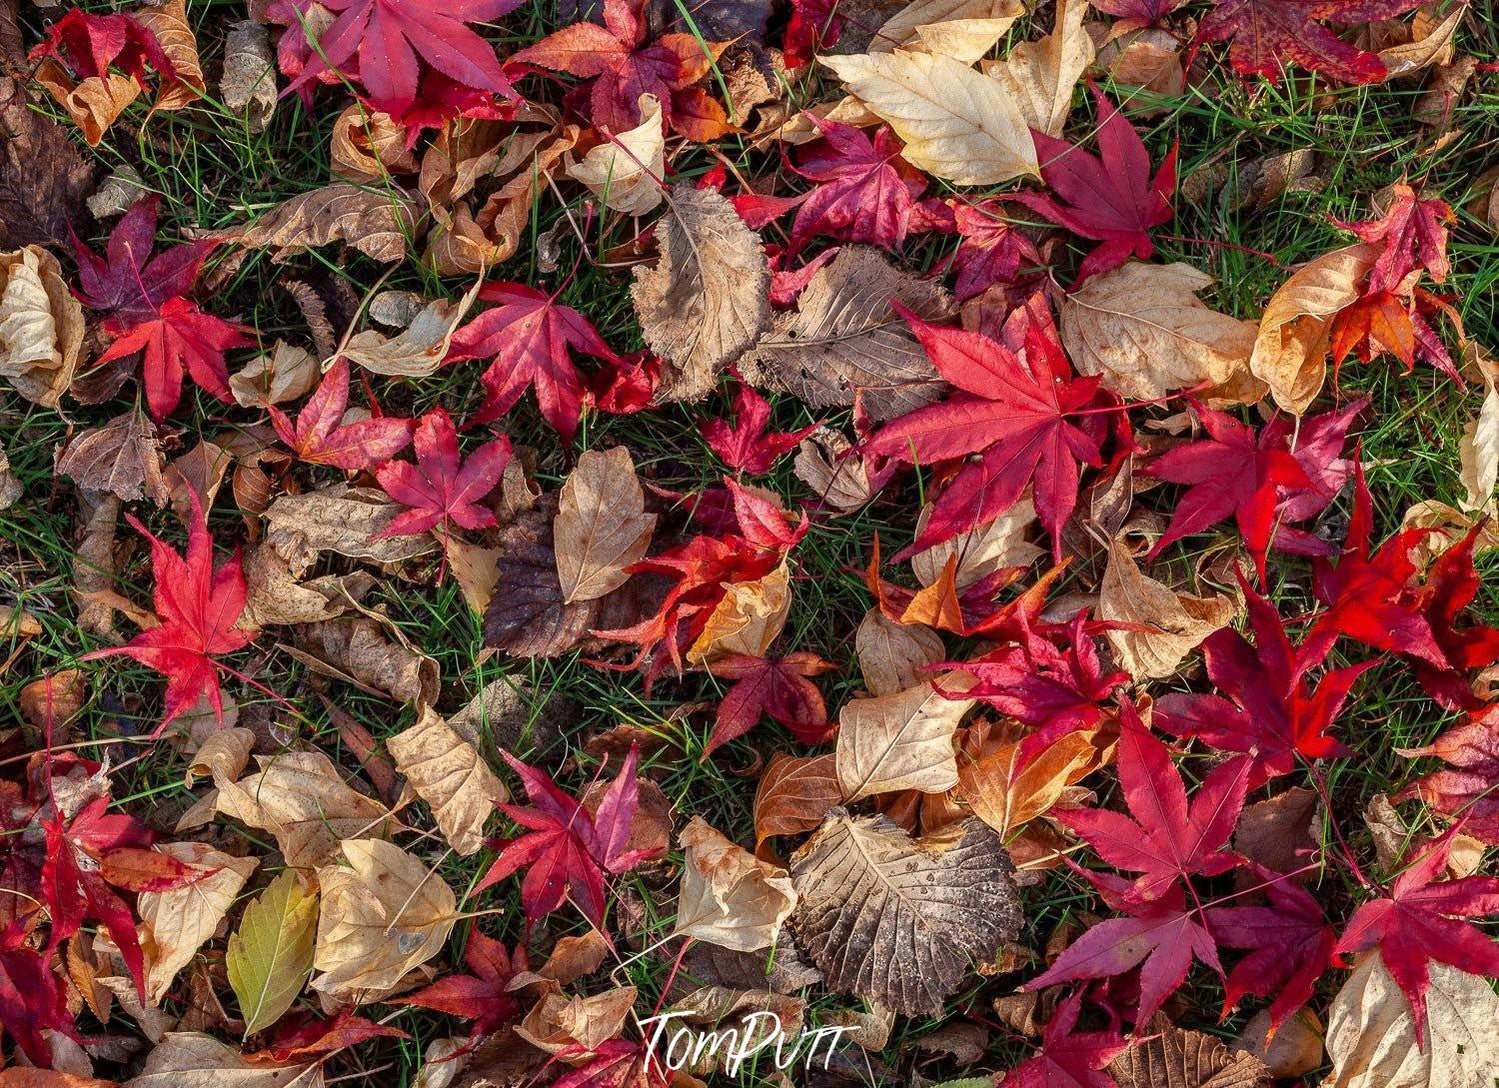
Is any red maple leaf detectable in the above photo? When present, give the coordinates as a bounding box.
[705,652,835,755]
[0,927,74,1067]
[253,1008,407,1063]
[1333,829,1499,1044]
[374,407,512,538]
[862,300,1119,560]
[1145,399,1363,582]
[28,7,175,86]
[1205,867,1336,1032]
[1088,0,1186,22]
[1010,87,1176,285]
[478,746,661,926]
[784,0,842,68]
[1055,701,1247,900]
[395,929,526,1035]
[446,282,623,442]
[1194,0,1423,85]
[701,382,819,476]
[273,0,520,119]
[72,197,254,422]
[81,490,257,734]
[508,0,729,140]
[1407,525,1499,710]
[789,121,926,252]
[950,201,1041,301]
[999,989,1127,1088]
[1024,870,1223,1026]
[270,360,415,471]
[1336,184,1452,295]
[1398,704,1499,845]
[1154,578,1373,787]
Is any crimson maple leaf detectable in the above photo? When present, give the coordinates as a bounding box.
[999,989,1127,1088]
[82,490,257,734]
[1406,526,1499,710]
[789,121,926,252]
[1337,184,1452,295]
[477,746,661,926]
[1155,579,1372,787]
[1398,704,1499,845]
[784,0,842,68]
[1055,702,1247,900]
[0,926,73,1067]
[950,201,1041,301]
[1088,0,1186,22]
[863,301,1119,560]
[273,0,520,119]
[253,1009,406,1063]
[374,407,512,538]
[1205,867,1336,1032]
[1010,87,1176,285]
[508,0,729,140]
[270,360,414,471]
[1024,870,1223,1026]
[28,7,175,87]
[1194,0,1423,85]
[395,929,526,1035]
[72,197,254,421]
[705,652,834,756]
[446,282,623,442]
[1334,829,1499,1044]
[701,382,818,476]
[1146,399,1363,582]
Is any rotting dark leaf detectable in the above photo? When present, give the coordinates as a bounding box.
[485,500,600,657]
[0,76,96,250]
[55,410,169,505]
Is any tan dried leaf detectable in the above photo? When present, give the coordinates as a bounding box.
[265,485,437,574]
[821,51,1037,185]
[330,107,417,185]
[123,1032,322,1088]
[1060,262,1261,402]
[1378,3,1463,77]
[229,341,319,408]
[289,615,440,706]
[518,985,637,1054]
[387,705,508,856]
[754,753,842,849]
[311,839,457,1000]
[33,61,140,146]
[631,184,770,401]
[567,94,666,215]
[687,562,791,665]
[739,246,952,423]
[56,410,169,504]
[957,726,1112,837]
[793,428,877,514]
[138,843,258,1005]
[0,243,84,406]
[1459,353,1499,512]
[220,20,276,132]
[855,609,945,697]
[184,726,255,788]
[1107,1017,1270,1087]
[912,495,1042,588]
[673,817,798,952]
[0,445,17,511]
[985,0,1094,136]
[869,0,1024,54]
[241,541,372,628]
[1250,243,1376,415]
[132,0,204,111]
[214,750,404,869]
[340,285,480,378]
[789,810,1020,1015]
[233,184,418,264]
[1234,1008,1324,1080]
[554,447,656,604]
[836,680,972,801]
[1099,539,1235,680]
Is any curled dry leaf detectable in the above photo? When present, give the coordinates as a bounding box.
[1377,2,1463,77]
[55,410,170,504]
[554,447,656,605]
[912,495,1042,588]
[265,485,438,574]
[688,562,791,665]
[789,810,1021,1015]
[1060,262,1262,403]
[0,243,85,406]
[836,680,973,800]
[131,0,204,112]
[1106,1016,1270,1088]
[123,1032,321,1088]
[289,615,440,706]
[984,0,1094,136]
[672,817,798,952]
[229,341,320,408]
[855,608,946,697]
[241,542,373,628]
[1250,243,1376,415]
[334,108,419,185]
[794,428,877,514]
[312,838,457,1000]
[820,51,1037,186]
[567,93,667,216]
[754,753,842,849]
[214,750,405,869]
[220,20,277,132]
[0,444,17,510]
[231,184,419,264]
[1099,538,1237,680]
[32,60,140,147]
[1458,351,1499,512]
[956,725,1113,838]
[632,184,771,401]
[868,0,1025,55]
[184,726,255,788]
[340,285,479,378]
[387,705,509,856]
[137,842,258,1006]
[739,246,952,423]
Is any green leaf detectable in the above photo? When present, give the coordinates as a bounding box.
[227,869,318,1037]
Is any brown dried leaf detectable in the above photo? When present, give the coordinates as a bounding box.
[554,447,656,604]
[387,705,508,856]
[0,76,96,251]
[957,726,1112,837]
[241,542,372,628]
[855,608,945,697]
[788,810,1020,1015]
[123,1032,320,1088]
[673,817,798,952]
[131,0,204,111]
[231,184,418,264]
[32,60,139,147]
[984,0,1093,136]
[264,485,438,574]
[0,243,84,406]
[1099,539,1236,680]
[1107,1017,1270,1088]
[740,246,951,423]
[912,496,1042,588]
[229,341,319,408]
[793,427,877,514]
[836,680,973,801]
[56,410,169,504]
[1232,786,1319,881]
[340,285,479,378]
[219,20,276,132]
[290,615,440,705]
[484,503,597,657]
[566,93,666,216]
[754,753,841,849]
[631,184,770,402]
[687,562,790,665]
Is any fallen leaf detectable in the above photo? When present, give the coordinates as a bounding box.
[632,184,771,401]
[837,678,973,801]
[139,843,258,1006]
[554,447,656,604]
[131,0,204,111]
[855,609,946,697]
[229,341,320,409]
[219,20,276,131]
[55,410,169,504]
[868,0,1024,54]
[1106,1016,1270,1087]
[226,870,318,1038]
[0,243,84,406]
[0,75,96,251]
[1459,354,1499,512]
[231,185,418,264]
[312,839,457,1000]
[264,485,438,575]
[341,292,479,379]
[793,427,879,513]
[672,817,798,951]
[957,725,1113,837]
[789,809,1021,1015]
[911,496,1042,588]
[123,1032,321,1087]
[754,753,842,849]
[290,615,439,706]
[567,93,667,215]
[1099,538,1236,680]
[985,0,1094,136]
[387,705,509,856]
